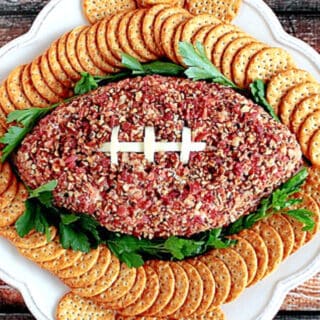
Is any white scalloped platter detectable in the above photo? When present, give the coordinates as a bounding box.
[0,1,319,320]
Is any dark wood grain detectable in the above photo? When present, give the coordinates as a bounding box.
[265,0,320,13]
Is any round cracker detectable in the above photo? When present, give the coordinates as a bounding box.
[76,28,105,76]
[127,9,158,61]
[280,82,320,128]
[232,42,267,88]
[298,109,320,155]
[58,247,101,279]
[143,261,175,316]
[0,177,18,210]
[310,129,320,167]
[172,21,188,64]
[0,82,16,114]
[6,65,32,110]
[266,69,316,116]
[265,214,295,260]
[291,94,320,134]
[0,162,13,195]
[118,265,160,316]
[238,229,268,286]
[0,104,8,128]
[105,267,147,310]
[246,47,296,88]
[179,308,226,320]
[66,26,87,73]
[208,248,248,303]
[302,167,320,208]
[56,293,116,320]
[72,254,120,297]
[30,57,61,103]
[83,0,137,24]
[21,64,50,108]
[64,246,112,288]
[155,261,189,317]
[191,25,214,46]
[252,221,284,277]
[188,259,216,316]
[86,23,119,73]
[228,235,258,287]
[142,4,170,56]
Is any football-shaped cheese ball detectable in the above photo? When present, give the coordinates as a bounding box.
[16,76,302,239]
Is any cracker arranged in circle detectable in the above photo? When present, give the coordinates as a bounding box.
[209,248,248,303]
[0,162,13,195]
[83,0,137,24]
[71,254,120,297]
[170,261,203,318]
[0,104,8,128]
[245,47,296,88]
[188,259,216,316]
[127,9,158,61]
[155,261,189,317]
[76,28,105,76]
[310,129,320,167]
[6,65,32,110]
[191,25,214,46]
[265,214,295,260]
[21,64,50,108]
[178,308,226,320]
[64,246,112,288]
[86,23,119,73]
[252,221,284,277]
[199,254,231,308]
[280,82,320,127]
[58,247,101,279]
[56,293,116,320]
[266,69,316,116]
[238,229,268,286]
[142,4,170,56]
[172,21,188,64]
[105,267,147,310]
[298,109,320,154]
[0,82,18,114]
[118,265,160,316]
[232,42,267,88]
[302,167,320,208]
[0,177,18,210]
[142,261,175,316]
[291,94,320,134]
[228,235,258,287]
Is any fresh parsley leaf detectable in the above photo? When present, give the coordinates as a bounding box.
[206,228,237,249]
[15,201,36,237]
[28,180,57,207]
[250,80,280,121]
[285,209,315,231]
[61,214,80,225]
[74,72,99,95]
[122,54,145,74]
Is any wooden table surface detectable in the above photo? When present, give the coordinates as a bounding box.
[0,0,319,319]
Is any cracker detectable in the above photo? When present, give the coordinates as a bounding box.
[64,246,112,288]
[199,255,231,308]
[56,293,116,320]
[57,32,81,81]
[172,21,188,64]
[0,105,8,128]
[191,25,214,46]
[76,28,105,76]
[30,57,61,103]
[188,260,216,316]
[203,23,240,66]
[0,82,17,114]
[280,82,320,127]
[245,47,296,88]
[310,129,320,167]
[39,54,73,99]
[93,263,137,302]
[142,4,170,56]
[265,214,295,260]
[86,23,119,73]
[127,9,158,61]
[21,64,49,108]
[66,26,87,73]
[155,262,189,317]
[118,265,160,316]
[48,40,73,87]
[302,167,320,208]
[298,109,320,155]
[72,254,120,297]
[142,261,175,316]
[252,221,284,277]
[83,0,137,24]
[179,308,226,320]
[232,42,267,88]
[238,229,268,286]
[291,94,320,134]
[6,65,32,110]
[105,267,147,310]
[228,235,258,286]
[0,162,13,195]
[0,177,18,210]
[266,69,316,116]
[58,247,101,279]
[170,261,203,318]
[209,248,248,303]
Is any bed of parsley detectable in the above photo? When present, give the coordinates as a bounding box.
[0,42,315,268]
